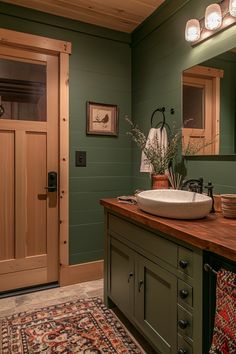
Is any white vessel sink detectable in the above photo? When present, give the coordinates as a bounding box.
[137,189,212,220]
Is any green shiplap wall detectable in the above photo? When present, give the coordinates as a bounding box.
[0,2,132,264]
[131,0,236,194]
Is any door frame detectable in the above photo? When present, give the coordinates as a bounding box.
[0,28,70,284]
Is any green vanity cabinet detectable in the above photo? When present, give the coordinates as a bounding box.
[104,211,203,354]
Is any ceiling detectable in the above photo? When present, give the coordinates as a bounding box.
[2,0,166,33]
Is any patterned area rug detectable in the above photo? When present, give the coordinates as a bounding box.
[1,297,144,353]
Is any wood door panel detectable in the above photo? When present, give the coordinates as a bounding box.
[0,120,47,132]
[0,255,47,275]
[0,267,48,292]
[0,130,15,261]
[26,132,47,256]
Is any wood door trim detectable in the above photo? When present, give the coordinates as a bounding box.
[59,52,69,268]
[0,28,71,54]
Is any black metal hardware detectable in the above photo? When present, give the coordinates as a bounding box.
[75,151,86,167]
[181,177,203,194]
[150,106,172,133]
[138,280,144,292]
[178,319,189,330]
[178,348,188,354]
[204,263,218,275]
[179,289,189,299]
[45,171,57,192]
[179,260,188,269]
[0,104,4,117]
[204,181,215,213]
[128,272,134,283]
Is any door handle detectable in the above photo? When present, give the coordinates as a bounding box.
[45,171,57,192]
[138,280,144,292]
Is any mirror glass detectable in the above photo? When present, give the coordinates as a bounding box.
[182,48,236,156]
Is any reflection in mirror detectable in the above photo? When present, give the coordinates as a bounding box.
[182,48,236,156]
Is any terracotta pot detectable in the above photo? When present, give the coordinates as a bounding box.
[152,174,169,189]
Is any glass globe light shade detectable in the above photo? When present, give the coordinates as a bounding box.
[205,4,222,30]
[229,0,236,17]
[185,19,201,42]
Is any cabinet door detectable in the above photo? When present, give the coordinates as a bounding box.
[135,255,177,354]
[108,237,135,318]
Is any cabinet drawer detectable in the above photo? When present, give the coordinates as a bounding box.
[178,279,193,308]
[109,214,177,267]
[178,334,193,354]
[178,247,193,277]
[178,305,193,340]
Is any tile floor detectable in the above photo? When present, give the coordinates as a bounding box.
[0,279,103,318]
[0,279,156,353]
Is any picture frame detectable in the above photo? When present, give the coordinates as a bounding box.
[86,101,118,136]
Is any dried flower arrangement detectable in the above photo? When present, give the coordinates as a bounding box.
[126,117,180,175]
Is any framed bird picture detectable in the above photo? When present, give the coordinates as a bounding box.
[86,101,118,136]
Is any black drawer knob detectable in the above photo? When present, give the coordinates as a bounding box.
[179,260,188,269]
[179,289,189,299]
[178,319,189,329]
[178,349,188,354]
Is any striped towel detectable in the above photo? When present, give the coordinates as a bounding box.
[209,268,236,354]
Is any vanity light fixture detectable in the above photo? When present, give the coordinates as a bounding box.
[185,19,201,42]
[185,0,236,45]
[205,3,222,30]
[229,0,236,16]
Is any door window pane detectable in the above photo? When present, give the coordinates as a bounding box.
[0,58,46,121]
[183,85,204,129]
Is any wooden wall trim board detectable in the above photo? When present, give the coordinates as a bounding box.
[60,260,104,286]
[59,52,69,267]
[0,28,71,54]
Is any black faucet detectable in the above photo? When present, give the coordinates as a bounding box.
[204,181,215,213]
[181,177,203,194]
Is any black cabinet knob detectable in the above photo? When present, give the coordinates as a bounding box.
[179,260,188,269]
[178,348,188,354]
[179,289,189,299]
[128,272,134,283]
[178,319,189,329]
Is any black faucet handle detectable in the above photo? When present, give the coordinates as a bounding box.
[204,181,213,195]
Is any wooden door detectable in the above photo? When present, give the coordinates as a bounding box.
[0,45,59,292]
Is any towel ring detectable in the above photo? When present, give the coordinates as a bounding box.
[150,107,171,133]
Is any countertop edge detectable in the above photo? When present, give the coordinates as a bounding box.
[100,198,236,262]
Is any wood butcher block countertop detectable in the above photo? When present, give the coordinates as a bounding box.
[100,198,236,262]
